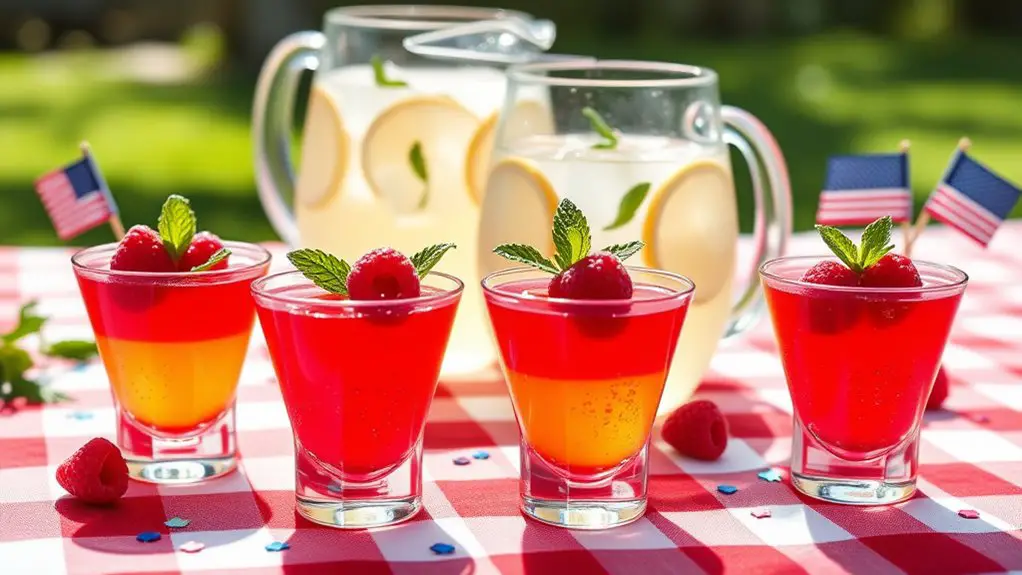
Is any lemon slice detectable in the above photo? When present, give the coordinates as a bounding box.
[478,158,559,277]
[362,95,479,214]
[466,100,555,205]
[295,87,349,209]
[642,160,737,304]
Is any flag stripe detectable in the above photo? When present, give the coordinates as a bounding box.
[926,200,990,246]
[932,184,1002,230]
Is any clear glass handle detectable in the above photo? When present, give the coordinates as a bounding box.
[721,105,792,337]
[251,31,325,247]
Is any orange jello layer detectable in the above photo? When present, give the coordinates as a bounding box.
[98,331,252,432]
[507,369,666,472]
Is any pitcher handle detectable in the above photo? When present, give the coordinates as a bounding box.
[252,31,326,247]
[720,106,792,337]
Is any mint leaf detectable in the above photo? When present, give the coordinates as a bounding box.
[44,340,98,361]
[582,107,618,150]
[287,249,351,295]
[410,141,429,209]
[411,243,456,278]
[158,195,196,262]
[191,248,231,272]
[2,376,68,405]
[0,345,33,379]
[858,216,895,270]
[602,241,645,262]
[551,199,591,270]
[604,182,651,231]
[815,225,862,273]
[493,244,559,275]
[371,54,408,88]
[2,301,46,344]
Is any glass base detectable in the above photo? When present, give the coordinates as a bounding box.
[296,495,420,528]
[522,496,645,529]
[790,418,919,505]
[117,404,237,485]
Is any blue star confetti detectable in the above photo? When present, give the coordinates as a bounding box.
[266,541,290,552]
[136,531,162,543]
[472,450,490,460]
[164,517,190,528]
[757,469,783,482]
[429,542,456,555]
[453,457,471,466]
[67,411,93,421]
[717,484,738,495]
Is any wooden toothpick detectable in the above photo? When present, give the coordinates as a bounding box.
[79,141,125,241]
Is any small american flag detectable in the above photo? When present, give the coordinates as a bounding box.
[816,153,913,226]
[923,150,1022,247]
[34,149,118,240]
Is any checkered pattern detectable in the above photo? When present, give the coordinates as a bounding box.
[3,225,1022,575]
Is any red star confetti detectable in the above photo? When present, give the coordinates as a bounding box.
[958,509,980,519]
[179,541,205,553]
[751,508,772,519]
[453,457,471,466]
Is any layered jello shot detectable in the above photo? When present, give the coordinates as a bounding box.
[72,195,271,483]
[484,199,693,529]
[761,216,967,504]
[252,243,460,528]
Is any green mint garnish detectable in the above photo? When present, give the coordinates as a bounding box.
[604,182,651,231]
[191,248,232,272]
[371,55,408,88]
[157,195,196,263]
[42,340,99,361]
[287,249,351,296]
[493,198,644,275]
[3,301,46,344]
[410,141,429,209]
[582,107,619,150]
[815,216,895,274]
[410,243,456,278]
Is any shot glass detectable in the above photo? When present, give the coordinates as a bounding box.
[760,256,967,505]
[72,242,271,483]
[482,267,693,529]
[251,270,462,528]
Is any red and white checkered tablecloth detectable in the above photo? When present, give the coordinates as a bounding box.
[3,224,1022,575]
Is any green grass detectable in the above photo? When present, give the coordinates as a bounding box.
[1,32,1021,246]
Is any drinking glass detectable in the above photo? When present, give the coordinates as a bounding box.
[252,5,552,377]
[476,59,791,416]
[72,242,271,483]
[483,266,693,529]
[252,270,462,528]
[761,256,967,504]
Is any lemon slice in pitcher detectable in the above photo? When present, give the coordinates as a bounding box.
[295,86,350,209]
[642,160,737,304]
[362,95,479,214]
[478,158,559,278]
[466,100,555,205]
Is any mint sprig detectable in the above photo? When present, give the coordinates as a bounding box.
[815,216,895,274]
[493,198,644,274]
[582,107,619,150]
[371,55,408,88]
[158,195,196,262]
[191,248,232,272]
[410,243,456,278]
[604,182,651,231]
[287,249,351,296]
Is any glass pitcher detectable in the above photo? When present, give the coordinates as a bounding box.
[475,59,792,415]
[252,6,554,377]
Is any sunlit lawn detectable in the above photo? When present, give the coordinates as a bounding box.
[1,32,1021,246]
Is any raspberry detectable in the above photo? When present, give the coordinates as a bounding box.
[549,252,633,300]
[109,225,175,272]
[178,231,229,271]
[926,366,949,410]
[859,254,922,288]
[662,400,728,461]
[55,437,129,505]
[800,261,859,287]
[346,247,420,300]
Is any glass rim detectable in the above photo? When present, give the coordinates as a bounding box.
[480,265,695,306]
[759,255,969,294]
[325,5,533,31]
[251,269,464,309]
[506,59,718,88]
[71,241,272,280]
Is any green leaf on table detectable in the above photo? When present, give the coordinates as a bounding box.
[410,243,456,278]
[551,198,591,270]
[492,244,559,275]
[191,248,231,272]
[2,301,47,344]
[43,340,99,361]
[0,344,33,380]
[602,241,645,262]
[158,195,197,262]
[3,376,68,404]
[582,107,619,150]
[858,216,895,269]
[287,249,351,296]
[371,54,409,88]
[604,182,651,231]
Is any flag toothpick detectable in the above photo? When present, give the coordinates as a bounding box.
[35,143,121,242]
